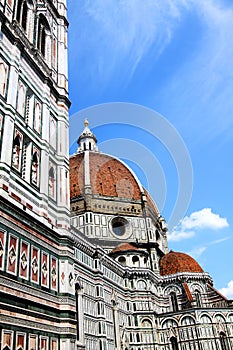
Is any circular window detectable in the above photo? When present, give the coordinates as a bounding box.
[111,217,129,236]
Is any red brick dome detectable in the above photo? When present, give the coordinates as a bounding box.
[70,151,160,216]
[159,251,204,276]
[70,152,142,200]
[69,121,161,219]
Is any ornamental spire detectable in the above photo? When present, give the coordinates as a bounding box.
[77,119,98,152]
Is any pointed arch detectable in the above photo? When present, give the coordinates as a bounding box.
[16,0,35,40]
[49,164,56,198]
[0,60,9,97]
[37,14,51,64]
[12,131,23,171]
[31,147,40,186]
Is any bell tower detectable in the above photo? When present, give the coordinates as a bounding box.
[0,0,70,231]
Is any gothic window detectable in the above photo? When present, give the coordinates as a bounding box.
[12,131,23,171]
[170,337,179,350]
[37,14,51,63]
[220,332,229,350]
[49,114,57,150]
[31,147,40,187]
[34,99,42,134]
[16,0,34,38]
[0,59,9,98]
[16,81,27,116]
[22,1,28,30]
[170,292,179,312]
[49,164,56,200]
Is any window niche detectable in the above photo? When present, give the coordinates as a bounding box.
[49,162,56,200]
[31,146,40,187]
[12,130,23,172]
[37,14,51,65]
[0,59,9,98]
[33,99,42,134]
[16,0,35,41]
[49,114,57,150]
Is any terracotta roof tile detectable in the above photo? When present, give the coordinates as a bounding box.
[159,251,204,276]
[110,243,139,254]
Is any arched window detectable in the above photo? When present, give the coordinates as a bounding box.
[49,165,56,199]
[220,332,229,350]
[170,336,179,350]
[12,132,23,171]
[0,60,9,97]
[16,0,23,22]
[22,1,28,30]
[37,14,51,63]
[34,100,42,134]
[118,256,126,266]
[16,0,34,38]
[170,292,179,312]
[31,150,39,186]
[132,255,139,266]
[16,81,27,116]
[49,114,57,150]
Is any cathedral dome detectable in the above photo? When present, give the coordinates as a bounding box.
[159,251,204,276]
[69,121,160,218]
[69,120,168,255]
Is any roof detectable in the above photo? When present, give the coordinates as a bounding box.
[70,151,160,214]
[69,122,161,219]
[110,243,140,254]
[159,251,204,276]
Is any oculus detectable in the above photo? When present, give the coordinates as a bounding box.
[111,217,129,237]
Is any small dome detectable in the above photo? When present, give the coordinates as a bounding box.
[110,243,140,255]
[159,251,204,276]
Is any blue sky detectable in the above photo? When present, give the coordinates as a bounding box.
[67,0,233,296]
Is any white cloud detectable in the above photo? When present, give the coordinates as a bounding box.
[168,229,195,242]
[181,208,229,230]
[219,280,233,299]
[168,208,229,241]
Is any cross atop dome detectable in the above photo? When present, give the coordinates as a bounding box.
[77,119,98,152]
